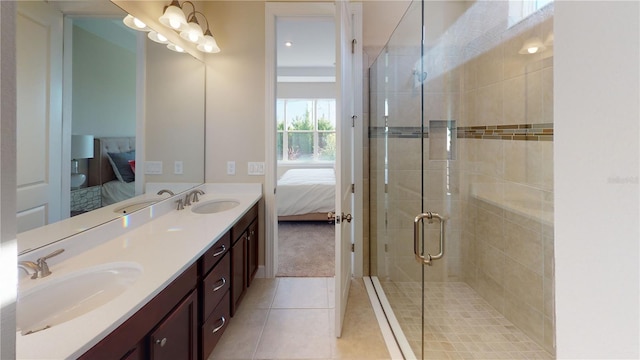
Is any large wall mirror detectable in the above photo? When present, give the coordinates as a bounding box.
[16,0,205,253]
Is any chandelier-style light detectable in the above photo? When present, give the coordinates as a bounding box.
[123,1,221,54]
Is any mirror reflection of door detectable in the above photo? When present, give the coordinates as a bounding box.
[16,2,63,232]
[274,16,338,278]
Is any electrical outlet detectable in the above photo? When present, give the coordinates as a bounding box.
[227,161,236,175]
[248,162,265,175]
[174,161,183,174]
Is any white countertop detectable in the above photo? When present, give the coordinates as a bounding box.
[16,183,262,360]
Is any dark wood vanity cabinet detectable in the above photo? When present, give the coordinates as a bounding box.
[79,202,260,360]
[78,264,198,360]
[149,290,198,360]
[230,203,259,316]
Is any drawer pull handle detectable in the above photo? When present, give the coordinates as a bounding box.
[213,245,226,257]
[212,316,226,334]
[155,337,167,347]
[212,277,227,292]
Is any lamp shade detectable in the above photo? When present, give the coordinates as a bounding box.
[197,30,221,53]
[123,14,151,32]
[159,2,187,30]
[148,30,169,44]
[180,20,203,44]
[71,135,94,160]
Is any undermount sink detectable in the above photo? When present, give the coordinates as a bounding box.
[114,200,157,214]
[17,262,142,336]
[191,199,240,214]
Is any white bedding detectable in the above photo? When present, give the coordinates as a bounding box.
[277,168,335,216]
[102,180,136,206]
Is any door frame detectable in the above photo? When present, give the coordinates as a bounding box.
[264,2,363,278]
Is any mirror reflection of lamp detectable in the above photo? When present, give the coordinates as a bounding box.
[70,135,94,189]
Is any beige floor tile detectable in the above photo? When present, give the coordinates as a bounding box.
[243,278,279,309]
[272,277,329,309]
[254,308,333,359]
[208,308,269,359]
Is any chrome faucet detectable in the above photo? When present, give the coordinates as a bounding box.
[18,261,40,279]
[18,249,65,279]
[189,189,205,203]
[157,189,175,196]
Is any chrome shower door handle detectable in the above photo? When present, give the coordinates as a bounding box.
[413,212,445,266]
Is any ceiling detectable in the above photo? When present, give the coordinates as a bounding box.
[276,17,335,82]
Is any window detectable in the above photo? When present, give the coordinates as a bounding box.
[508,0,553,27]
[277,99,336,162]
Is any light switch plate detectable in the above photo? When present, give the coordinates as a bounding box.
[248,162,265,175]
[145,161,163,175]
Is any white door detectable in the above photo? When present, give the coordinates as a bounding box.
[16,2,63,232]
[334,0,354,338]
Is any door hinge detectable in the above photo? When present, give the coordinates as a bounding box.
[351,243,355,252]
[384,244,388,252]
[351,115,357,127]
[351,39,357,54]
[351,183,355,193]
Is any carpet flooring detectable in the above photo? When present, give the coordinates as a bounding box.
[276,221,335,277]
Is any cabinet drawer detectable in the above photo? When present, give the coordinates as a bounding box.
[202,231,231,275]
[202,253,230,319]
[231,203,258,242]
[201,291,231,359]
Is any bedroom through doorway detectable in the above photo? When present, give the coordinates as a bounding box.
[274,15,337,278]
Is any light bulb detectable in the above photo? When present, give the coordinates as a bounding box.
[133,17,146,29]
[157,33,167,42]
[527,47,538,54]
[188,31,199,42]
[175,45,184,52]
[169,18,181,29]
[204,44,213,52]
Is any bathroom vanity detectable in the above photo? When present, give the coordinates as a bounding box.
[16,184,261,360]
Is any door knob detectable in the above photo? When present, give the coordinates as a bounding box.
[341,213,353,223]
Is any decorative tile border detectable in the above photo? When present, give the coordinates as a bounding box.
[369,123,553,141]
[457,123,554,141]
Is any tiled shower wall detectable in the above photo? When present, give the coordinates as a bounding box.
[459,14,555,354]
[368,3,555,356]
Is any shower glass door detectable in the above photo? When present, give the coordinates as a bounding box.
[369,1,556,359]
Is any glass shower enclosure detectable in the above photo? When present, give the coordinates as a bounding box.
[368,1,555,358]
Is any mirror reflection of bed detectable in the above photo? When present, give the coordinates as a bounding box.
[70,137,135,216]
[276,168,336,277]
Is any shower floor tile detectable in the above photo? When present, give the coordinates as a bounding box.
[379,281,554,360]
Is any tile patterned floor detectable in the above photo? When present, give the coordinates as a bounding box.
[208,277,391,360]
[380,281,555,360]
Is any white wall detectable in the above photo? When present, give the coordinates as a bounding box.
[0,2,17,358]
[555,2,639,358]
[72,25,136,137]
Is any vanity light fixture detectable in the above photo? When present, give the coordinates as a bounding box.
[159,1,221,53]
[123,14,151,32]
[167,43,185,53]
[148,30,169,44]
[159,0,190,31]
[124,1,221,54]
[180,11,204,44]
[518,36,546,54]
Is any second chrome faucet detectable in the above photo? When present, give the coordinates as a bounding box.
[177,189,205,210]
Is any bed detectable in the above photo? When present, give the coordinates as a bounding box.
[277,168,335,221]
[88,137,136,206]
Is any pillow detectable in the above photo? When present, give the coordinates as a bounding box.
[107,150,135,183]
[128,160,136,173]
